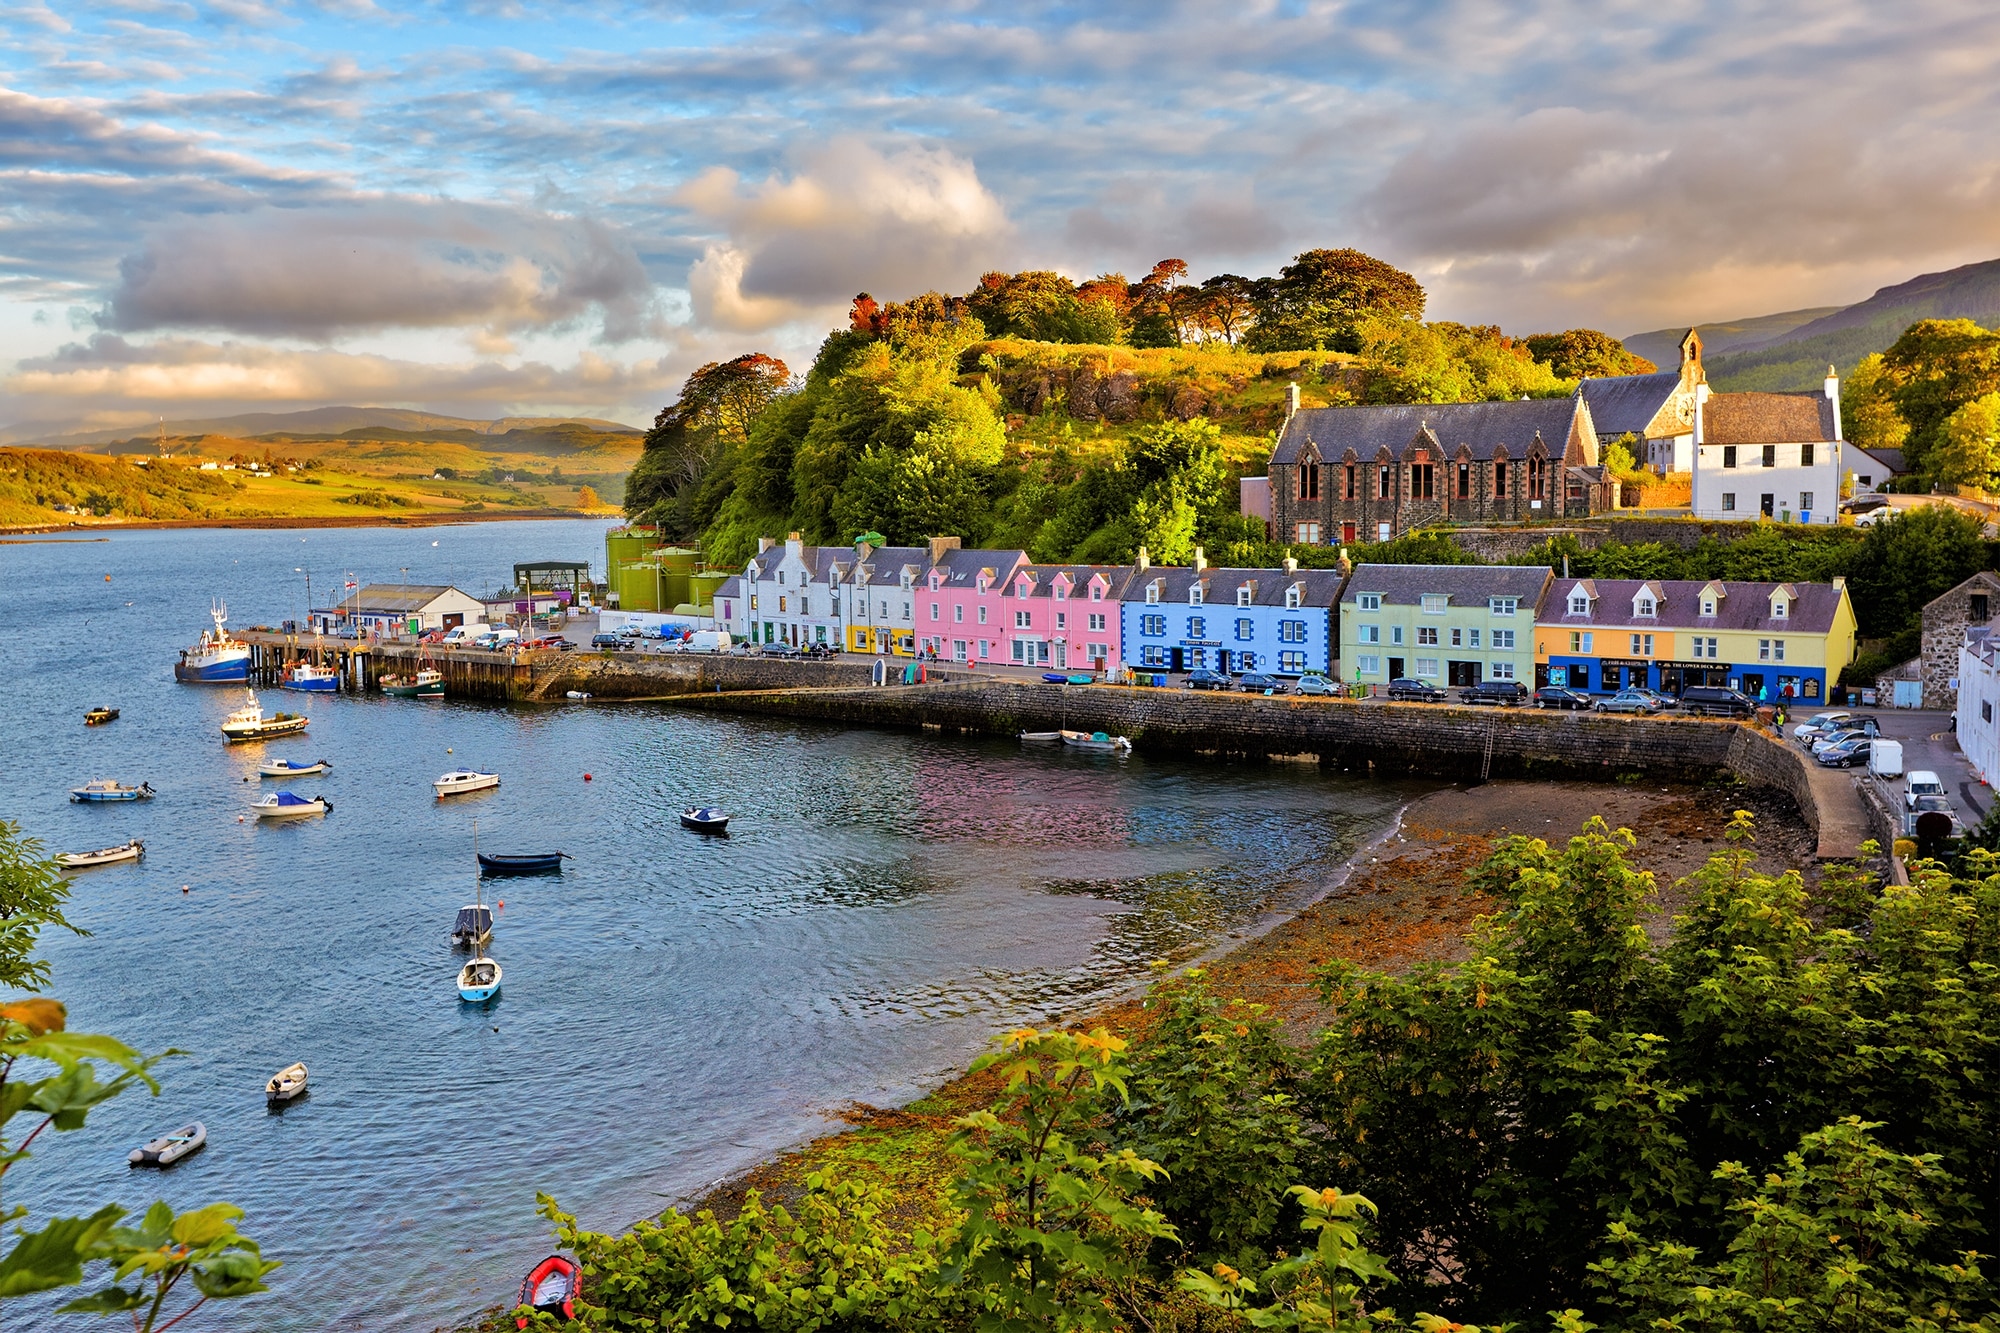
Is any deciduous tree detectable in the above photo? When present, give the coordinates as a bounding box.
[1246,249,1426,353]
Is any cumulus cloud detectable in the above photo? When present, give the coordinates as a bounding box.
[679,139,1010,332]
[103,199,660,341]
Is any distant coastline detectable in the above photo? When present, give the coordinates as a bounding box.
[0,507,617,537]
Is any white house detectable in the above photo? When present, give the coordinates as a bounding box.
[1958,626,2000,784]
[839,544,929,654]
[743,534,851,648]
[713,575,747,640]
[1691,371,1844,523]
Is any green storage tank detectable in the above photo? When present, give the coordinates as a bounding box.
[686,569,730,615]
[606,527,664,611]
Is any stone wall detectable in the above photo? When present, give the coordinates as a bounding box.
[525,653,969,700]
[1448,526,1604,563]
[1919,571,2000,710]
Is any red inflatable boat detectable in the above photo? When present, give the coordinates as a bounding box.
[515,1254,580,1327]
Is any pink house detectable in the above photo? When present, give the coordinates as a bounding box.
[999,565,1133,671]
[916,546,1029,663]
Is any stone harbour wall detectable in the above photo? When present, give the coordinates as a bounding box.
[524,652,965,700]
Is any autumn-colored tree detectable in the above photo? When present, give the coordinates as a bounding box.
[1246,248,1426,353]
[624,352,791,533]
[1192,275,1258,345]
[1127,260,1190,348]
[576,485,600,509]
[1524,329,1657,379]
[1929,391,2000,489]
[1840,351,1910,455]
[1879,317,2000,473]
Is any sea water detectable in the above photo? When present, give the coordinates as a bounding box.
[0,520,1423,1330]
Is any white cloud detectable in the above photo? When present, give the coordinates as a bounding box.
[677,138,1011,333]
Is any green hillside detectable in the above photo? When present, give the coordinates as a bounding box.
[1622,306,1842,369]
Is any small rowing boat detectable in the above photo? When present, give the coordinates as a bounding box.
[70,779,154,803]
[457,954,501,1003]
[434,769,500,798]
[514,1255,581,1328]
[85,706,119,726]
[59,839,143,870]
[680,806,730,834]
[221,690,309,742]
[129,1121,206,1167]
[477,851,568,875]
[260,757,331,777]
[251,791,331,819]
[265,1062,308,1104]
[1060,729,1132,753]
[1018,730,1062,742]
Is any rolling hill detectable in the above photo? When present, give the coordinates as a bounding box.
[1624,257,2000,392]
[0,405,641,449]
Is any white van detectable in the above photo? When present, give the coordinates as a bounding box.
[683,629,732,653]
[442,623,485,645]
[474,626,521,650]
[1905,770,1946,809]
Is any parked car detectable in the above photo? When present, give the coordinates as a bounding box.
[1236,672,1287,694]
[1184,668,1231,691]
[1594,690,1659,715]
[1459,680,1528,707]
[1793,711,1853,744]
[1811,728,1878,757]
[1533,686,1593,711]
[1632,688,1678,710]
[1905,770,1947,809]
[1294,673,1336,696]
[1816,737,1872,768]
[1680,685,1758,718]
[1907,794,1961,840]
[590,633,627,649]
[1386,677,1447,703]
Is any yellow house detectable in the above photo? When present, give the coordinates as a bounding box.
[1534,576,1857,703]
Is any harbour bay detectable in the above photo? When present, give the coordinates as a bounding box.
[1,520,1424,1330]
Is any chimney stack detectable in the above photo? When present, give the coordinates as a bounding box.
[1286,383,1300,418]
[1193,546,1207,573]
[1824,364,1843,439]
[1136,546,1150,572]
[927,535,962,564]
[1283,554,1298,575]
[1336,546,1351,576]
[757,536,775,553]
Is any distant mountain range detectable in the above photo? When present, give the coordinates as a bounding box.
[1624,257,2000,392]
[0,405,642,449]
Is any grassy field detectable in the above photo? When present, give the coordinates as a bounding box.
[0,424,641,529]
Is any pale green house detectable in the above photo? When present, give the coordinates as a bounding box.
[1339,564,1554,688]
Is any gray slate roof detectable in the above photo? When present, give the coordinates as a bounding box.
[930,547,1029,589]
[1703,392,1839,445]
[348,584,477,612]
[1854,446,1907,476]
[1547,578,1845,634]
[714,576,743,598]
[1578,373,1683,437]
[1271,397,1581,467]
[1340,564,1552,608]
[1004,564,1140,600]
[850,546,930,587]
[1121,565,1347,608]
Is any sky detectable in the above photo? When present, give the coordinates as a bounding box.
[5,1,2000,434]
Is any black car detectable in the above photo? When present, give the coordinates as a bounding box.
[1533,686,1593,710]
[589,633,626,649]
[1386,677,1448,703]
[1816,737,1872,768]
[1459,680,1527,707]
[1185,668,1231,690]
[1236,672,1287,694]
[1679,685,1758,717]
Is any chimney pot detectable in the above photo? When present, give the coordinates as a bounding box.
[1136,546,1150,572]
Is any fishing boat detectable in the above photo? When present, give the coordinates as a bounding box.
[680,807,730,833]
[250,791,331,819]
[84,706,119,726]
[1060,728,1133,753]
[434,769,500,798]
[280,662,339,692]
[451,904,493,948]
[381,667,444,698]
[129,1121,206,1167]
[260,757,331,777]
[220,690,309,742]
[69,779,154,803]
[59,839,144,870]
[514,1255,581,1328]
[1018,730,1062,742]
[477,851,567,875]
[174,601,251,683]
[265,1062,308,1104]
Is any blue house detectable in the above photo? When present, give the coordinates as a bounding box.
[1119,556,1345,675]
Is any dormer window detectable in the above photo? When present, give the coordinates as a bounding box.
[1237,587,1252,607]
[1568,592,1591,615]
[1285,585,1302,609]
[1190,585,1204,606]
[1090,584,1104,601]
[1773,598,1789,620]
[1054,583,1067,600]
[1145,582,1160,605]
[1636,596,1656,617]
[1421,594,1446,615]
[1358,593,1381,611]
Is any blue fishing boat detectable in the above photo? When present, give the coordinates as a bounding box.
[280,662,338,692]
[174,602,251,684]
[70,779,154,803]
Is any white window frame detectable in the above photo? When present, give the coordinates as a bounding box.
[1421,594,1447,615]
[1490,661,1516,681]
[1356,654,1381,675]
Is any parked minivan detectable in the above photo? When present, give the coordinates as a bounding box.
[1678,686,1758,718]
[1905,770,1947,810]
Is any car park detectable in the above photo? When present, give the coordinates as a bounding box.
[1184,668,1231,691]
[1816,736,1872,768]
[1593,689,1659,715]
[1459,680,1528,707]
[1679,686,1758,718]
[1532,686,1593,710]
[1793,712,1852,744]
[1386,677,1448,703]
[1236,672,1287,694]
[1810,728,1869,755]
[1294,673,1336,696]
[1905,770,1947,809]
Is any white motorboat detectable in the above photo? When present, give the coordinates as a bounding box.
[59,839,144,870]
[221,689,309,742]
[69,779,154,803]
[265,1062,308,1104]
[434,769,500,798]
[1060,728,1133,753]
[129,1121,206,1167]
[250,791,331,819]
[260,757,332,777]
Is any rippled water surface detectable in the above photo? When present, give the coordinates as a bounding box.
[1,521,1425,1330]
